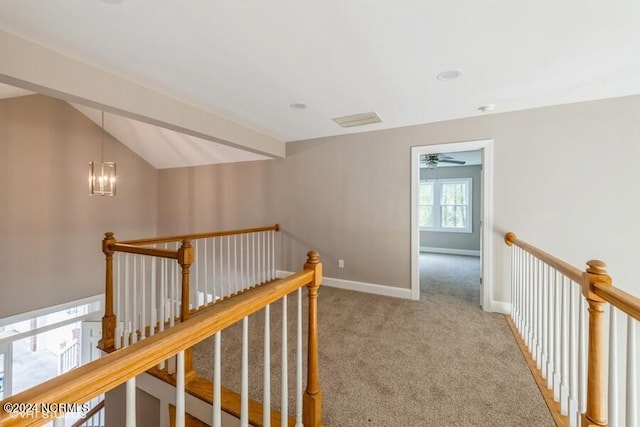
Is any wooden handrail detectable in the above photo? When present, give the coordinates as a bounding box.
[0,268,315,427]
[593,281,640,322]
[108,242,178,259]
[120,224,280,246]
[504,232,583,283]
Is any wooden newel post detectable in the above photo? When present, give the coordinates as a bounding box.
[178,239,196,382]
[582,260,611,427]
[303,250,323,427]
[98,232,117,351]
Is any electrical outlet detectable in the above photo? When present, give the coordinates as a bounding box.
[338,259,345,268]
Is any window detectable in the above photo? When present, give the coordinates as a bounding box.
[419,178,472,233]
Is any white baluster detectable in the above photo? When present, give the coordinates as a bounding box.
[517,247,522,328]
[124,254,130,347]
[150,258,156,338]
[268,230,273,281]
[546,266,553,390]
[627,317,638,427]
[158,258,166,370]
[281,295,288,427]
[241,316,249,427]
[533,259,540,364]
[560,275,569,415]
[295,288,303,427]
[553,270,562,401]
[160,258,166,331]
[569,283,578,426]
[115,254,122,350]
[204,238,208,306]
[176,351,185,427]
[126,377,136,427]
[132,256,138,345]
[266,230,271,281]
[272,230,276,281]
[522,251,531,344]
[194,240,199,310]
[264,305,271,427]
[541,263,548,378]
[578,297,587,421]
[213,332,222,427]
[532,257,537,356]
[234,235,239,294]
[227,236,231,296]
[526,252,533,350]
[252,232,256,286]
[213,237,218,301]
[240,234,244,290]
[141,257,146,341]
[512,246,519,330]
[169,259,175,328]
[608,307,618,426]
[262,232,266,284]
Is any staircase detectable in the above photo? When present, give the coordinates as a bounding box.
[0,225,323,427]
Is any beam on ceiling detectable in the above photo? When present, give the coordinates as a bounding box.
[0,30,284,158]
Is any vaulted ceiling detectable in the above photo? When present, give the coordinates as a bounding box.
[1,1,639,168]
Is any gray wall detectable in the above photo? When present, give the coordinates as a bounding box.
[105,384,160,427]
[0,95,158,318]
[419,165,481,252]
[157,94,640,305]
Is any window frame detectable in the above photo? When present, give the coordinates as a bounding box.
[419,177,472,233]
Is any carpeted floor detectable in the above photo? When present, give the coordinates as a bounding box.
[193,253,553,426]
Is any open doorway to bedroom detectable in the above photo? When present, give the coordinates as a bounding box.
[410,140,494,311]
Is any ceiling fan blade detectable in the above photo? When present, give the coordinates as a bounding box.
[439,159,466,165]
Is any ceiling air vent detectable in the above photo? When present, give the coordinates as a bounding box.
[332,111,383,128]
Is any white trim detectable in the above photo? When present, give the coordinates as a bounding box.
[0,293,104,327]
[411,139,494,311]
[276,270,412,300]
[420,247,481,257]
[492,301,512,315]
[0,312,101,345]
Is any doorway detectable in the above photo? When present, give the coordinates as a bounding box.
[410,140,494,311]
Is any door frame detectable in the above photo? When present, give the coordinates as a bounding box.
[410,139,494,311]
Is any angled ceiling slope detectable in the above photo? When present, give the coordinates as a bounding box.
[72,105,271,169]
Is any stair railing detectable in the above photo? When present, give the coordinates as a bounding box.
[0,250,322,427]
[505,232,639,427]
[98,225,280,380]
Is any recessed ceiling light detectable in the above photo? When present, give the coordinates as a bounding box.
[290,102,308,110]
[436,69,463,81]
[478,104,496,113]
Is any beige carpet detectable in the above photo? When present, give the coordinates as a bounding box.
[193,254,554,426]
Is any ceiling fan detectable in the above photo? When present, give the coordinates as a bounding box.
[421,153,466,168]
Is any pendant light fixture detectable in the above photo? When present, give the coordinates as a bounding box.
[89,111,116,196]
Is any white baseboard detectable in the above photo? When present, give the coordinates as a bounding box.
[276,270,412,300]
[420,247,480,257]
[491,301,512,315]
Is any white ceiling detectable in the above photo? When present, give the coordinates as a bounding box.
[1,1,639,167]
